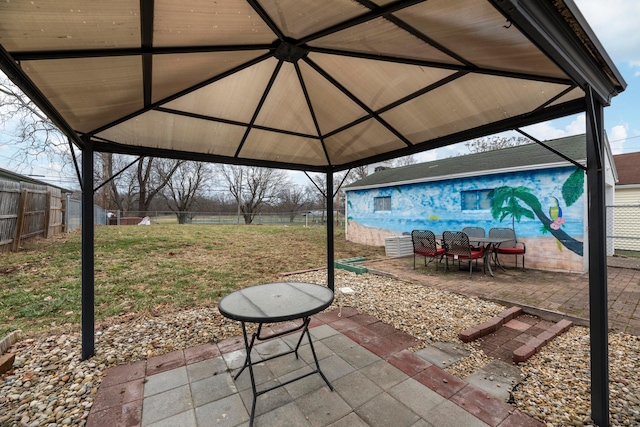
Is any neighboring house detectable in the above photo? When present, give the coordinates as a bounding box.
[344,134,616,273]
[612,152,640,251]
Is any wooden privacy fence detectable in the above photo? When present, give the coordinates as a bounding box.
[0,180,64,253]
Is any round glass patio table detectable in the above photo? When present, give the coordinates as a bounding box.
[218,282,334,427]
[218,281,334,323]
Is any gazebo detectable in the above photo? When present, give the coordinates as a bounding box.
[0,1,625,425]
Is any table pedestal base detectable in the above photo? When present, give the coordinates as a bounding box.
[235,318,333,426]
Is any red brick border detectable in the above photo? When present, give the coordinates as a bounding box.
[512,319,572,363]
[459,306,523,342]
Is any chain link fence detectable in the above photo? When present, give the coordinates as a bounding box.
[106,210,339,226]
[64,205,342,231]
[607,204,640,253]
[65,196,109,233]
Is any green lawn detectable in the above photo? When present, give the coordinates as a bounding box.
[0,224,385,338]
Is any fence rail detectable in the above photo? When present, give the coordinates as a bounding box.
[103,210,339,226]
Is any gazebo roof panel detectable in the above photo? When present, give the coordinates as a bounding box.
[325,119,408,164]
[253,63,318,135]
[153,0,277,47]
[21,56,143,133]
[260,0,369,40]
[151,50,269,104]
[96,110,246,156]
[298,60,370,135]
[164,57,277,123]
[308,53,458,111]
[308,17,463,65]
[241,130,327,166]
[381,74,573,143]
[396,0,568,79]
[0,0,140,51]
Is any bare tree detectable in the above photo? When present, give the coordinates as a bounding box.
[278,185,310,222]
[162,161,211,224]
[347,165,369,183]
[465,135,531,154]
[110,156,139,213]
[133,157,182,214]
[306,171,350,224]
[218,165,289,224]
[390,154,417,167]
[1,75,77,178]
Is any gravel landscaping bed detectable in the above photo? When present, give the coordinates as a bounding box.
[1,270,638,426]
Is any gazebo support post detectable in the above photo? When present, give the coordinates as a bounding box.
[81,138,95,360]
[586,88,609,427]
[326,169,335,291]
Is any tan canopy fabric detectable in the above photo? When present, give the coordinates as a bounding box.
[0,0,624,172]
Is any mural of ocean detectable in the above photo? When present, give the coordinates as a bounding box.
[351,218,583,238]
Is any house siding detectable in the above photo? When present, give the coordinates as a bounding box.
[345,166,586,272]
[612,187,640,251]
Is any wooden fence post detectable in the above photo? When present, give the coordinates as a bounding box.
[44,191,51,239]
[12,189,28,252]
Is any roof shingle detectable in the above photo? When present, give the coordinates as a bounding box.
[345,134,585,189]
[613,152,640,185]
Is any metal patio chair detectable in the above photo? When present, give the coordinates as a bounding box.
[442,231,485,278]
[488,227,526,270]
[411,230,446,271]
[462,226,485,266]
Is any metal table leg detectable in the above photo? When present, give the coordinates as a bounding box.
[234,318,333,426]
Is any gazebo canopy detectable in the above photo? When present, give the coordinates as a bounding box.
[0,0,625,172]
[0,2,627,425]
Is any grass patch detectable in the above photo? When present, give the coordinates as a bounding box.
[0,224,385,337]
[614,250,640,258]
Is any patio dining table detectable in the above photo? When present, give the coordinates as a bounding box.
[466,236,514,277]
[435,234,513,277]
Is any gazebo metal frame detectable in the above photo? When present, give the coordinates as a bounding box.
[0,1,625,424]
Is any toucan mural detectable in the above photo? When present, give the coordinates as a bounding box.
[488,168,584,256]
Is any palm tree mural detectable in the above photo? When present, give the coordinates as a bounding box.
[489,186,535,230]
[488,168,584,256]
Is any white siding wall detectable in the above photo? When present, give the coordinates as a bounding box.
[612,186,640,251]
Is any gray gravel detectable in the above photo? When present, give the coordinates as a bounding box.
[1,270,638,426]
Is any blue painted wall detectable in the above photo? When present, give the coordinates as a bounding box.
[346,166,584,241]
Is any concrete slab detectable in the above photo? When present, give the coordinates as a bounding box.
[194,394,249,426]
[423,400,491,427]
[145,409,196,427]
[388,377,445,418]
[295,386,352,427]
[356,392,420,427]
[415,344,466,368]
[333,371,383,409]
[143,366,189,398]
[465,360,522,401]
[142,384,193,426]
[359,359,408,391]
